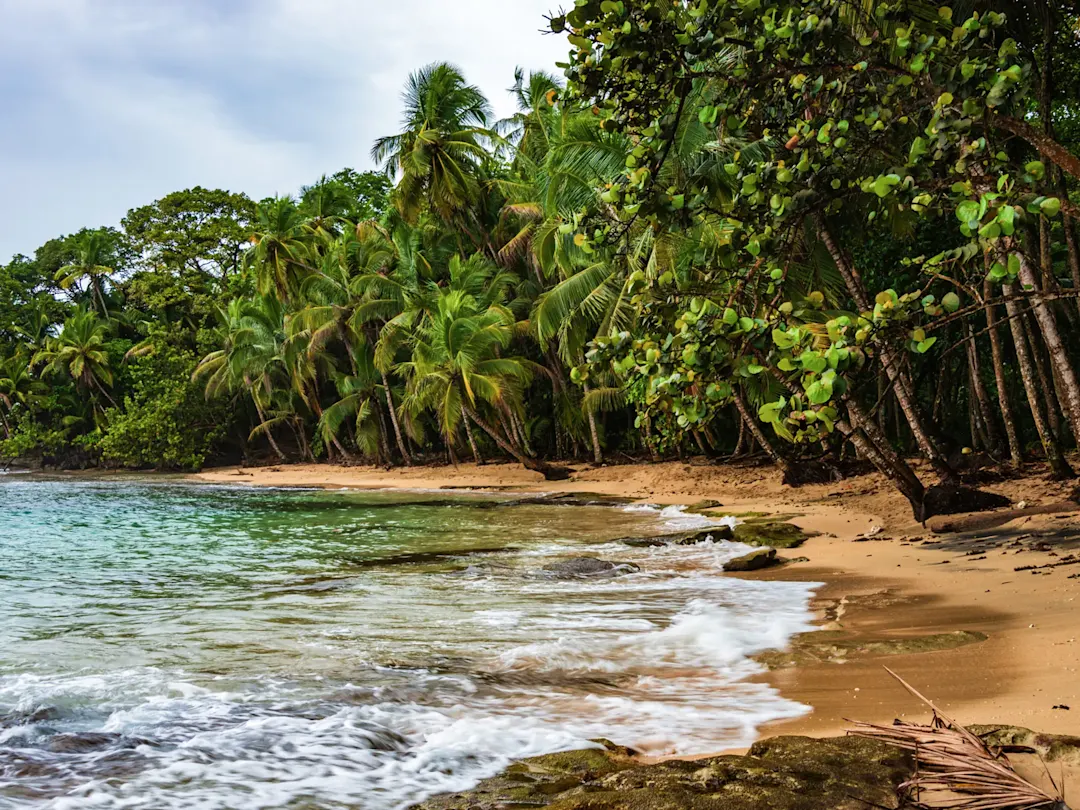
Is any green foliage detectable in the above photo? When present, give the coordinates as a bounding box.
[99,338,229,470]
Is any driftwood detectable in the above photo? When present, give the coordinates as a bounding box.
[848,668,1069,810]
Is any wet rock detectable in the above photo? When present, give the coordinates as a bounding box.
[45,732,150,753]
[732,521,809,549]
[538,557,640,578]
[757,629,989,669]
[618,526,734,547]
[506,493,637,508]
[413,735,912,810]
[723,548,779,572]
[0,706,62,727]
[969,725,1080,764]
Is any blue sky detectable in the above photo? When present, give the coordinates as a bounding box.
[0,0,569,262]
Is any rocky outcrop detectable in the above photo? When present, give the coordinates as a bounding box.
[413,735,913,810]
[722,548,780,572]
[618,526,734,547]
[732,521,809,549]
[539,557,641,578]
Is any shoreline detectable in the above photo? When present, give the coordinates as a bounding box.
[191,459,1080,743]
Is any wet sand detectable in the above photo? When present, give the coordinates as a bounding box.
[193,459,1080,739]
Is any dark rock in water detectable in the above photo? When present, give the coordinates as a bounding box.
[921,484,1011,521]
[1,706,62,727]
[733,521,809,549]
[618,526,733,547]
[723,548,779,572]
[414,734,912,810]
[539,557,640,578]
[46,732,150,753]
[504,492,637,508]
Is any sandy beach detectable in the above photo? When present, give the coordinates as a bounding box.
[193,459,1080,741]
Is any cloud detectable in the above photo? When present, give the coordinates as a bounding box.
[0,0,568,261]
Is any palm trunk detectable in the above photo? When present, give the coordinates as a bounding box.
[461,406,483,464]
[1015,250,1080,443]
[380,371,412,465]
[1003,282,1074,477]
[732,390,787,472]
[814,213,953,479]
[964,320,1004,456]
[463,405,565,479]
[836,414,926,520]
[1024,314,1063,441]
[984,278,1025,467]
[248,383,286,461]
[582,380,603,464]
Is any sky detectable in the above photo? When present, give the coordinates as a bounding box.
[0,0,569,262]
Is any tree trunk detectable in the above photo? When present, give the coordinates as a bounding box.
[964,319,1004,456]
[249,389,286,461]
[836,414,926,519]
[1023,314,1063,441]
[814,213,954,479]
[732,390,787,472]
[1015,250,1080,443]
[582,380,603,464]
[984,277,1024,468]
[461,406,483,464]
[380,371,411,465]
[1003,282,1074,478]
[463,405,566,480]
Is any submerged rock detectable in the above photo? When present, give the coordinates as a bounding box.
[539,557,641,578]
[723,548,779,572]
[732,521,809,549]
[618,526,734,547]
[413,735,912,810]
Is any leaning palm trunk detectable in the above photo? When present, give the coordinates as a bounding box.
[964,320,1004,457]
[582,380,603,464]
[814,214,953,480]
[1002,284,1073,478]
[849,668,1069,810]
[248,382,286,461]
[1015,249,1080,444]
[381,371,412,466]
[732,390,787,473]
[461,406,483,464]
[983,277,1024,468]
[462,405,568,480]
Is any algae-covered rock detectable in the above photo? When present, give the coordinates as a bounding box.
[732,521,809,549]
[618,526,734,548]
[540,557,641,578]
[412,735,912,810]
[969,725,1080,764]
[723,548,779,572]
[757,629,989,669]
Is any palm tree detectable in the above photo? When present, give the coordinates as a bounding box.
[54,231,117,317]
[372,63,495,228]
[397,286,566,479]
[0,354,43,438]
[194,297,290,460]
[245,197,314,304]
[31,309,116,419]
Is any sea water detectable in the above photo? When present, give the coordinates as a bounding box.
[0,477,818,809]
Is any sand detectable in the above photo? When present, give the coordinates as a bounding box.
[193,459,1080,742]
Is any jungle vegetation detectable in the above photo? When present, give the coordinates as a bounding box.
[2,0,1079,518]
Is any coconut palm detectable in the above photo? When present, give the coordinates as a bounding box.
[245,197,314,304]
[31,308,116,418]
[54,231,118,317]
[372,62,495,227]
[397,287,565,478]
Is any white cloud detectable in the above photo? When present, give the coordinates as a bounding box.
[0,0,568,261]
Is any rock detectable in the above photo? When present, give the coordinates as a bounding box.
[618,526,734,547]
[539,557,641,578]
[414,735,912,810]
[0,706,62,727]
[45,732,145,753]
[969,725,1080,764]
[732,521,809,549]
[723,548,779,572]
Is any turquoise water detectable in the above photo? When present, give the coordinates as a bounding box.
[0,476,817,809]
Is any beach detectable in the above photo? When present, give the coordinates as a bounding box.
[194,459,1080,740]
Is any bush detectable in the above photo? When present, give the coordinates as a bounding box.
[98,341,229,470]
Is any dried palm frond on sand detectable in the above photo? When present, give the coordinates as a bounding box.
[847,668,1069,810]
